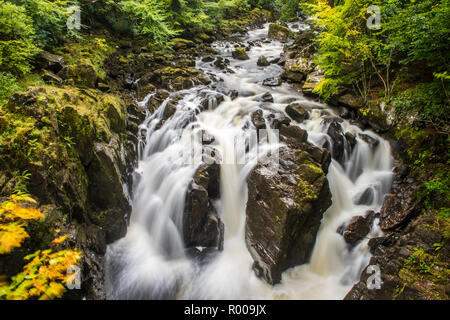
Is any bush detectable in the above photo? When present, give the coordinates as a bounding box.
[391,80,450,128]
[0,72,18,105]
[120,0,178,49]
[13,0,71,48]
[0,1,39,75]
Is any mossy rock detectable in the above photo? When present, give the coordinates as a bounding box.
[232,47,250,60]
[268,24,293,41]
[0,86,128,215]
[172,38,195,50]
[245,142,332,284]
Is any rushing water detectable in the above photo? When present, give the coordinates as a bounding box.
[105,24,394,300]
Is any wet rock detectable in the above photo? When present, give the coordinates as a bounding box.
[41,69,63,85]
[263,77,282,87]
[229,89,239,100]
[281,58,313,83]
[202,56,215,63]
[259,92,274,103]
[35,51,65,73]
[87,141,130,216]
[285,103,309,123]
[337,211,377,246]
[339,107,351,119]
[268,23,293,41]
[345,132,356,151]
[358,133,379,148]
[379,179,420,231]
[214,56,229,69]
[199,93,225,111]
[246,137,332,285]
[257,56,270,67]
[337,93,363,109]
[269,57,280,64]
[183,164,224,250]
[326,121,345,163]
[251,109,266,130]
[353,187,375,205]
[147,90,170,113]
[279,125,308,145]
[201,130,215,145]
[267,111,291,129]
[302,70,323,97]
[232,47,249,60]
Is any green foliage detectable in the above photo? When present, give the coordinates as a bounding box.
[13,0,71,48]
[280,0,300,21]
[258,0,282,13]
[309,0,378,100]
[0,1,39,75]
[307,0,450,106]
[0,72,18,105]
[120,0,179,49]
[382,0,450,69]
[391,80,450,129]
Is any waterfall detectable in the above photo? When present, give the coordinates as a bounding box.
[105,24,393,300]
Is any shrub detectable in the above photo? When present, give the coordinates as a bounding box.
[0,72,19,105]
[120,0,178,49]
[13,0,71,48]
[0,1,39,75]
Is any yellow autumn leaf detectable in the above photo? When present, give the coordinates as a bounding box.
[10,194,37,204]
[0,222,29,254]
[11,205,44,220]
[51,234,69,246]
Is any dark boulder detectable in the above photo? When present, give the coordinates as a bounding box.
[358,133,380,148]
[257,56,270,67]
[379,178,420,231]
[35,51,65,73]
[326,121,345,163]
[229,90,239,100]
[285,103,309,123]
[267,111,291,129]
[353,187,375,205]
[263,77,282,87]
[251,109,266,130]
[245,137,332,285]
[259,92,274,103]
[337,211,377,246]
[183,164,224,250]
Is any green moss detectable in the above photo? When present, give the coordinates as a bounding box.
[397,246,450,299]
[55,36,116,81]
[268,23,293,40]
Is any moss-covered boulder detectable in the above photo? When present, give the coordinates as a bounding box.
[172,38,194,50]
[58,63,98,88]
[232,47,250,60]
[302,70,323,97]
[281,58,314,83]
[257,56,270,67]
[268,23,293,41]
[245,125,332,285]
[0,86,133,298]
[151,66,210,90]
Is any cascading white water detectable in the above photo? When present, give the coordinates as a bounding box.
[105,24,393,300]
